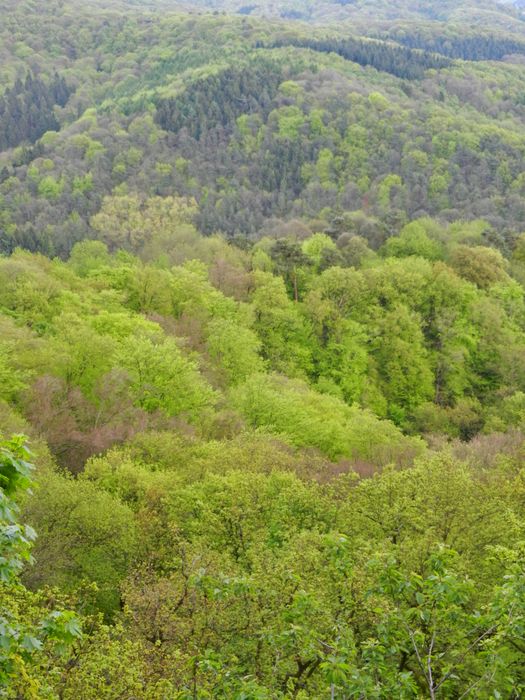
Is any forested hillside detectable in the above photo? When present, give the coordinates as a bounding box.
[2,0,525,697]
[2,0,525,254]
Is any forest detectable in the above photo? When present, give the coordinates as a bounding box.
[1,0,525,698]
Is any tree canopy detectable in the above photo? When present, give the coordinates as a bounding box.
[2,0,525,697]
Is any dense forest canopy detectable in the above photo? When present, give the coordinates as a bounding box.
[1,0,525,697]
[70,0,525,23]
[2,1,525,255]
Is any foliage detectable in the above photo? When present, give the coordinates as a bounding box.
[266,35,451,80]
[0,436,82,696]
[2,2,525,252]
[0,73,70,151]
[1,0,525,697]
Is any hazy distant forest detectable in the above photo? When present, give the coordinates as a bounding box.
[2,0,525,697]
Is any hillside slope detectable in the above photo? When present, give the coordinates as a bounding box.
[2,2,525,697]
[1,0,525,257]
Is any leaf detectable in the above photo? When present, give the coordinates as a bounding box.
[21,635,43,652]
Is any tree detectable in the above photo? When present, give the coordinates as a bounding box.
[205,318,265,385]
[382,220,444,261]
[0,344,31,404]
[1,436,81,695]
[450,245,508,289]
[269,239,311,302]
[370,305,434,423]
[23,468,137,615]
[251,271,314,377]
[231,373,422,464]
[302,233,338,271]
[91,195,197,255]
[68,240,111,277]
[325,547,525,699]
[116,332,216,419]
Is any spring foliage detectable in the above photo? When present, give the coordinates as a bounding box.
[2,0,525,697]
